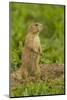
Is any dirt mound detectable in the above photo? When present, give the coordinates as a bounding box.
[40,64,64,81]
[10,64,64,88]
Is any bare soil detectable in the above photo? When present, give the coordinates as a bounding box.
[10,64,64,88]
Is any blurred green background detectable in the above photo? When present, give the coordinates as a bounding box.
[10,2,64,72]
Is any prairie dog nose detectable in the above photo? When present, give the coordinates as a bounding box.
[37,23,43,32]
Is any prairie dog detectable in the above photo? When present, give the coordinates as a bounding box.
[22,23,42,79]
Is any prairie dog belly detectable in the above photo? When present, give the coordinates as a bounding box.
[33,35,41,52]
[25,34,41,53]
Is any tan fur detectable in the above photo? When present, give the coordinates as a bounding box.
[11,23,42,82]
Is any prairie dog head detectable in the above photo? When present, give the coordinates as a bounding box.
[28,23,43,34]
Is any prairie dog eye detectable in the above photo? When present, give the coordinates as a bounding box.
[35,23,38,26]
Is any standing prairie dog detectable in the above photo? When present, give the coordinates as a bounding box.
[21,23,43,79]
[11,23,43,82]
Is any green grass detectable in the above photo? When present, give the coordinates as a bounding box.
[10,3,64,72]
[11,78,64,97]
